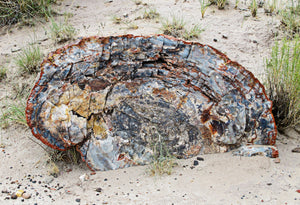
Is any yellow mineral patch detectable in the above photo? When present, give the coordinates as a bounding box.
[68,84,91,118]
[88,115,108,139]
[89,92,107,114]
[58,89,70,105]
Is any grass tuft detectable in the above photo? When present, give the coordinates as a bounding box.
[0,101,27,129]
[265,37,300,130]
[111,15,122,24]
[146,128,177,176]
[216,0,227,9]
[250,0,258,17]
[143,8,160,19]
[199,0,210,18]
[264,0,277,15]
[0,67,7,81]
[0,0,56,27]
[47,146,81,165]
[161,16,203,40]
[49,17,77,44]
[15,44,43,74]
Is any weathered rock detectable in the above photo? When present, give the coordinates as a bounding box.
[292,147,300,153]
[26,34,278,171]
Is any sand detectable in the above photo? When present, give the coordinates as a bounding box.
[0,0,299,204]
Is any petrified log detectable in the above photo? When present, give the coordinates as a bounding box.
[26,35,278,171]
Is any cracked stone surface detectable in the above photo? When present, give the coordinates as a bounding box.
[26,34,278,171]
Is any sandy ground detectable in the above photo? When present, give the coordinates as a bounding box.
[0,0,300,204]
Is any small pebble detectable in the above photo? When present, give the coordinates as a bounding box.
[43,176,54,184]
[1,188,9,193]
[274,158,280,163]
[104,178,108,181]
[22,193,32,199]
[96,188,102,192]
[222,34,228,39]
[75,198,81,202]
[292,147,300,153]
[193,160,199,166]
[213,39,218,42]
[267,183,272,186]
[11,193,17,199]
[197,157,204,161]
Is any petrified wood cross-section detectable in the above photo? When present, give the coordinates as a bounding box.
[26,35,277,171]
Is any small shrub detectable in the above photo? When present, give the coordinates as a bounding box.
[0,0,56,26]
[146,130,177,176]
[265,38,300,130]
[0,67,7,81]
[15,44,43,74]
[49,17,77,44]
[161,16,203,40]
[143,8,160,19]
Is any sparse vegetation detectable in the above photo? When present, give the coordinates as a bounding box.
[280,0,300,38]
[199,0,210,18]
[126,22,139,30]
[264,0,277,15]
[15,44,43,74]
[250,0,258,17]
[49,17,77,44]
[161,16,203,40]
[0,101,27,129]
[46,146,82,177]
[0,67,7,81]
[265,38,300,130]
[0,0,57,26]
[216,0,227,9]
[132,0,143,5]
[112,15,122,24]
[146,129,177,176]
[143,8,160,19]
[183,24,204,40]
[235,0,239,9]
[47,147,81,164]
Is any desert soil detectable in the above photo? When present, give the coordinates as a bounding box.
[0,0,299,204]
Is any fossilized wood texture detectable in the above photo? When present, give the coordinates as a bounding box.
[26,35,277,171]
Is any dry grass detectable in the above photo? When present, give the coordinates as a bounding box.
[265,37,300,130]
[49,17,77,44]
[280,0,300,38]
[161,16,203,40]
[0,0,57,26]
[146,128,177,176]
[15,44,43,74]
